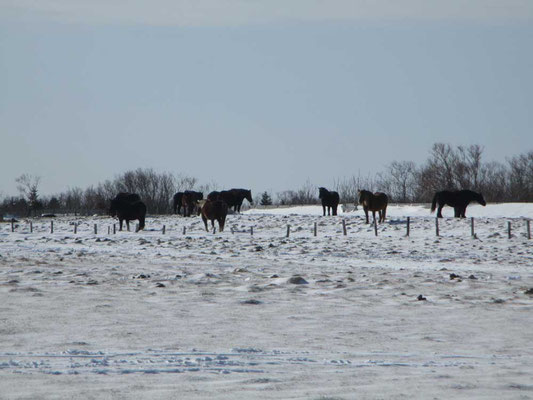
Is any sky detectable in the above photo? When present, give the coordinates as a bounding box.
[1,0,533,198]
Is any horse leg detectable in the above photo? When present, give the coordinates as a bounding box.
[119,219,123,231]
[372,211,376,224]
[333,205,338,216]
[202,215,208,232]
[322,205,326,216]
[461,206,467,218]
[437,205,444,218]
[378,210,382,223]
[364,209,369,224]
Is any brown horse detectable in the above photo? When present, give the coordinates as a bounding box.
[198,200,228,232]
[358,190,388,224]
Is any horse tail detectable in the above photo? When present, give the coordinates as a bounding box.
[430,193,438,213]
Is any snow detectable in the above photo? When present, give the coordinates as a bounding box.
[1,203,532,398]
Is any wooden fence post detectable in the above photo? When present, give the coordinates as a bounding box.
[435,218,439,237]
[94,224,97,235]
[527,220,531,240]
[183,226,186,235]
[30,221,33,233]
[508,221,512,239]
[212,226,216,234]
[406,217,410,237]
[286,225,290,238]
[373,214,378,237]
[51,221,54,234]
[471,217,475,237]
[11,220,14,232]
[74,223,77,234]
[314,222,317,237]
[108,226,110,235]
[113,224,116,234]
[250,226,253,236]
[342,219,347,236]
[162,225,166,235]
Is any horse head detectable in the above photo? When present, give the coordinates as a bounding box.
[245,190,253,204]
[358,190,371,205]
[318,187,328,199]
[476,192,487,206]
[108,199,118,217]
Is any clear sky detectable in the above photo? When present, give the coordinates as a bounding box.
[1,1,532,197]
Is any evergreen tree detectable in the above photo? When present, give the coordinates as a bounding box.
[260,191,273,206]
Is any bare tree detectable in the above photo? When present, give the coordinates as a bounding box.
[378,161,417,202]
[16,174,42,216]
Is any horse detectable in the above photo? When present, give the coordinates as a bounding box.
[181,190,203,217]
[198,199,228,232]
[431,190,486,218]
[227,188,253,213]
[358,190,388,224]
[172,192,184,215]
[318,187,340,216]
[207,189,252,213]
[109,193,146,231]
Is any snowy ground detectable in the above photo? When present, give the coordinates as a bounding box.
[0,203,532,399]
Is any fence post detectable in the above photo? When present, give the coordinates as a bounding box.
[314,222,317,237]
[183,226,186,235]
[74,223,77,234]
[527,220,531,240]
[162,225,166,235]
[113,224,116,234]
[135,223,139,233]
[94,224,97,235]
[51,221,54,234]
[108,226,110,235]
[342,219,347,236]
[30,221,33,233]
[286,225,290,238]
[508,221,512,239]
[471,217,475,237]
[11,220,14,232]
[406,217,410,237]
[435,218,439,237]
[373,214,378,236]
[250,226,253,236]
[212,226,216,234]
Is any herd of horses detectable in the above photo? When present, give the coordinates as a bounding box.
[109,187,486,233]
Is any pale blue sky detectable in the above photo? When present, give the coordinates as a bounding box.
[1,1,532,197]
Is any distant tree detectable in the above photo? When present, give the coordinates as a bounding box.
[47,197,61,213]
[15,174,41,216]
[260,191,273,206]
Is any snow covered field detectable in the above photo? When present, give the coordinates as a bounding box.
[1,203,532,399]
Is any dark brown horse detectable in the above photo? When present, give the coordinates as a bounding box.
[431,190,486,218]
[318,187,340,216]
[109,193,146,231]
[358,190,388,224]
[198,199,228,232]
[181,190,203,217]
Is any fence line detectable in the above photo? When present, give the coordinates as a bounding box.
[2,217,532,240]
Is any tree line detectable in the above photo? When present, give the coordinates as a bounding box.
[1,143,532,217]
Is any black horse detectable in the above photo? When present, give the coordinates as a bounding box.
[109,193,146,231]
[172,192,184,215]
[182,190,203,217]
[431,190,486,218]
[318,187,340,216]
[207,189,252,213]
